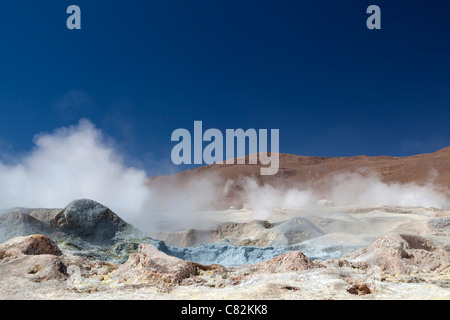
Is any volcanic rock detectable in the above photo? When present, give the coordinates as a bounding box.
[153,217,323,248]
[0,234,62,261]
[0,199,301,265]
[0,211,50,243]
[50,199,134,245]
[0,199,145,251]
[427,216,450,233]
[347,283,374,295]
[2,254,67,283]
[0,235,66,283]
[111,244,201,285]
[344,233,450,275]
[152,228,222,247]
[244,250,315,273]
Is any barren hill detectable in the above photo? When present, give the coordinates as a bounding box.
[149,147,450,208]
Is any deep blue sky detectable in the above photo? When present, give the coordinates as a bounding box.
[0,1,449,175]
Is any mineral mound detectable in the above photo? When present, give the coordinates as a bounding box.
[342,233,450,275]
[1,198,449,299]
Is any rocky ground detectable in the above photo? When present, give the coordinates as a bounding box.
[0,200,449,299]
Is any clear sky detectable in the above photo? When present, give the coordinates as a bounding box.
[0,0,449,175]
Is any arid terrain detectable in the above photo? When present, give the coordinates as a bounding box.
[1,149,449,300]
[0,201,449,300]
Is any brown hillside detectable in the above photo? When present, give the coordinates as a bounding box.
[149,147,450,208]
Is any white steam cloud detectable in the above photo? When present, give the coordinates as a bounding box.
[326,172,450,208]
[0,119,448,231]
[0,119,152,218]
[242,178,315,218]
[0,119,220,230]
[242,172,450,218]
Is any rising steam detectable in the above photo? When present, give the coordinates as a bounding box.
[0,120,448,231]
[242,172,450,219]
[0,119,152,219]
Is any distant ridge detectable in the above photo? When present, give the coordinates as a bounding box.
[149,147,450,208]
